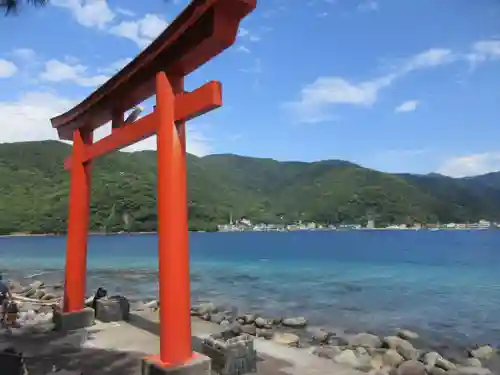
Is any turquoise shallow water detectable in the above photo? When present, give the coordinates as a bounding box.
[0,230,499,348]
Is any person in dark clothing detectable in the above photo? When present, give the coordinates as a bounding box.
[0,274,13,326]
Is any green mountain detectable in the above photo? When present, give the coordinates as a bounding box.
[0,140,499,234]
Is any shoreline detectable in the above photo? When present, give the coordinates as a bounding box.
[6,276,499,375]
[0,228,496,238]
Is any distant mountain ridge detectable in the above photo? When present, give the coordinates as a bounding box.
[0,140,499,234]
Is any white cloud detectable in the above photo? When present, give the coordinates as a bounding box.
[236,45,251,54]
[358,0,378,12]
[285,46,459,123]
[438,152,500,177]
[116,7,135,17]
[0,92,74,143]
[237,27,260,43]
[39,59,109,87]
[109,14,168,48]
[0,59,17,78]
[98,57,133,74]
[0,91,213,156]
[466,40,500,67]
[120,124,213,156]
[51,0,115,29]
[395,100,419,113]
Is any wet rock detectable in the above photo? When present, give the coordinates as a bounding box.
[349,333,382,348]
[240,324,257,336]
[397,360,426,375]
[383,336,419,360]
[282,316,308,328]
[254,317,273,329]
[256,328,273,340]
[397,329,419,341]
[312,345,343,359]
[273,332,300,346]
[383,349,405,367]
[329,335,350,347]
[470,346,495,360]
[449,367,492,375]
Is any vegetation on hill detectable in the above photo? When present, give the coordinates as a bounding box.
[1,140,500,234]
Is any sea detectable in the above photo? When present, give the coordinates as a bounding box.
[0,230,499,350]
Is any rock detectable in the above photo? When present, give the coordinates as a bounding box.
[369,368,393,375]
[200,313,211,321]
[334,349,371,370]
[397,360,426,375]
[349,333,382,348]
[41,293,57,301]
[241,314,256,324]
[228,323,242,336]
[428,367,448,375]
[329,335,350,347]
[397,329,419,341]
[383,349,405,367]
[334,349,361,368]
[464,358,482,368]
[307,327,330,343]
[256,328,273,340]
[241,324,257,336]
[282,316,308,328]
[195,302,217,315]
[254,317,273,329]
[312,346,343,359]
[470,346,495,360]
[143,300,159,309]
[8,280,23,293]
[210,313,226,324]
[370,354,385,371]
[423,352,455,370]
[383,336,419,360]
[29,280,44,290]
[220,319,230,326]
[449,367,492,375]
[32,289,45,299]
[273,332,300,346]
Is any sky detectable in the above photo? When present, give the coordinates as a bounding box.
[0,0,499,177]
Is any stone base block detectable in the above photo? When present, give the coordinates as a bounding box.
[142,352,211,375]
[96,296,130,322]
[0,348,27,375]
[53,307,94,331]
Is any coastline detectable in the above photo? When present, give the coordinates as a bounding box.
[5,276,499,375]
[0,228,495,238]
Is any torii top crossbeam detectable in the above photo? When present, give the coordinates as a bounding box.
[51,0,256,140]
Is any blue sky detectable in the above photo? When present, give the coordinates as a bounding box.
[0,0,499,177]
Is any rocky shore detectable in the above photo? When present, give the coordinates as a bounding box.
[4,278,500,375]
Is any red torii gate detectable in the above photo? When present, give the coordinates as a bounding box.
[50,0,256,371]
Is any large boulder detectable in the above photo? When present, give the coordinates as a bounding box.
[383,336,419,360]
[349,333,382,348]
[397,360,426,375]
[448,367,492,375]
[383,349,405,367]
[397,329,419,341]
[282,316,308,328]
[470,346,495,360]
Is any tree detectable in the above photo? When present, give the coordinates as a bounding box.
[1,0,47,14]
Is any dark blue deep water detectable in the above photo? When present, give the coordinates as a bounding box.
[1,231,499,347]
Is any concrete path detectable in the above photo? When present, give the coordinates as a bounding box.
[0,312,365,375]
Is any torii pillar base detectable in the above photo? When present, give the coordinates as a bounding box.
[53,307,95,332]
[142,353,211,375]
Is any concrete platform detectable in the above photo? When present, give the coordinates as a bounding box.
[0,311,365,375]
